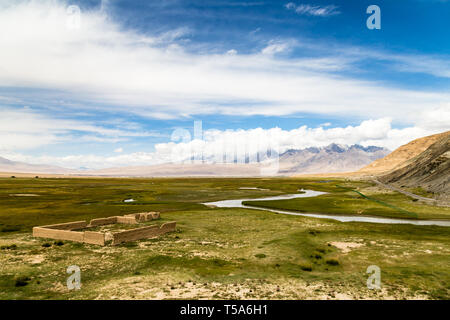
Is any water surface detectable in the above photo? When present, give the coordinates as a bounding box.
[203,190,450,227]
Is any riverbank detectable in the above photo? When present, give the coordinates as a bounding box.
[206,189,450,226]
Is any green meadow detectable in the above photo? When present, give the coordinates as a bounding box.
[0,177,449,299]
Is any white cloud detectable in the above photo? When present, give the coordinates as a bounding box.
[285,3,340,16]
[261,41,290,55]
[4,118,445,169]
[0,0,448,123]
[414,105,450,131]
[0,107,158,151]
[114,147,123,153]
[336,46,450,79]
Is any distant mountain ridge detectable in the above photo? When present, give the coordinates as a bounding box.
[0,156,69,174]
[89,143,390,176]
[0,143,390,176]
[278,144,389,175]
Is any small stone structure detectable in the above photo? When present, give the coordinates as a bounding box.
[32,212,176,246]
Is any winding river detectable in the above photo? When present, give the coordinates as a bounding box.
[203,189,450,227]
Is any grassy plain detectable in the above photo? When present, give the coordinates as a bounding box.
[0,177,449,299]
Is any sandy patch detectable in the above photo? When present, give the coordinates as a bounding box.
[190,251,216,258]
[9,194,40,197]
[330,241,364,253]
[26,254,45,264]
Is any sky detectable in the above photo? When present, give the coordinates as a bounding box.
[0,0,449,169]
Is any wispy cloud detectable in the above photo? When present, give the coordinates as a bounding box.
[0,108,160,151]
[285,3,340,17]
[261,40,291,55]
[0,0,448,124]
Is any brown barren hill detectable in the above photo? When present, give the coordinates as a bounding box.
[380,133,450,199]
[358,131,450,175]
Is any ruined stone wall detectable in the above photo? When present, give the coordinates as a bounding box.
[33,227,85,242]
[33,226,105,245]
[124,212,160,223]
[40,221,88,230]
[116,216,138,224]
[33,212,169,246]
[89,216,118,227]
[88,213,160,226]
[83,231,106,245]
[150,212,160,220]
[112,222,176,245]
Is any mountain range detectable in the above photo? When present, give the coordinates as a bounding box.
[278,144,389,174]
[0,157,69,175]
[0,143,390,176]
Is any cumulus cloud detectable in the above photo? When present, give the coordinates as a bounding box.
[285,3,340,16]
[414,105,450,131]
[3,118,445,169]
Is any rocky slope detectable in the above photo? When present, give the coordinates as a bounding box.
[359,131,450,174]
[380,133,450,199]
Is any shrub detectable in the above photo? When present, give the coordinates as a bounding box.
[1,226,21,233]
[254,253,266,259]
[42,243,52,248]
[326,258,340,266]
[122,241,138,248]
[15,276,31,287]
[299,263,313,271]
[53,241,64,246]
[1,244,17,250]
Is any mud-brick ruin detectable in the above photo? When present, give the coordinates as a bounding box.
[32,212,176,246]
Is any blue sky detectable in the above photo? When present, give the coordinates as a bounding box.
[0,0,449,168]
